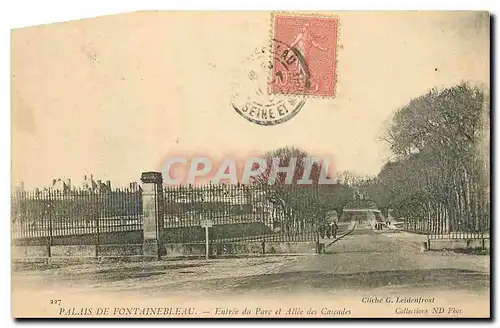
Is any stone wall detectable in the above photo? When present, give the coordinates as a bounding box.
[12,241,321,261]
[428,238,490,250]
[12,244,144,260]
[162,241,320,258]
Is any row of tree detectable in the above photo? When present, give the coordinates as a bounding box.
[362,82,490,234]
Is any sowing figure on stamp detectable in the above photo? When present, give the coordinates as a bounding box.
[290,23,328,60]
[290,23,328,92]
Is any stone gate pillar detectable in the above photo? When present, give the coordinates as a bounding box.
[141,172,164,259]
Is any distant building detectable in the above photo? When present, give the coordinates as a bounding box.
[82,175,112,193]
[81,174,95,191]
[96,180,112,193]
[50,178,71,193]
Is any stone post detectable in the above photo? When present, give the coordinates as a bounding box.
[141,172,164,259]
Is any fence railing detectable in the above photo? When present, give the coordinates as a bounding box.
[403,214,490,240]
[12,184,331,246]
[11,188,143,246]
[162,184,322,243]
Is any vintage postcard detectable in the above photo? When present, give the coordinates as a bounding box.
[11,11,490,318]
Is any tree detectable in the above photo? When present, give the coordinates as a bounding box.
[252,146,353,237]
[374,82,489,234]
[251,146,323,185]
[335,171,368,187]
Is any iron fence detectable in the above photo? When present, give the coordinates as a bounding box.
[12,183,348,246]
[162,184,324,244]
[11,188,142,246]
[403,214,490,240]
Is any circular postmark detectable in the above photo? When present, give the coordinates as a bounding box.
[231,39,311,126]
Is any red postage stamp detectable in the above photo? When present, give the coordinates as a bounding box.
[271,14,338,97]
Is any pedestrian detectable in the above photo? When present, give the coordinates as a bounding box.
[326,224,332,239]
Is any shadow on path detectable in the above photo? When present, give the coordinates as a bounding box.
[152,268,489,295]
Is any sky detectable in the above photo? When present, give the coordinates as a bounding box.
[11,11,490,189]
